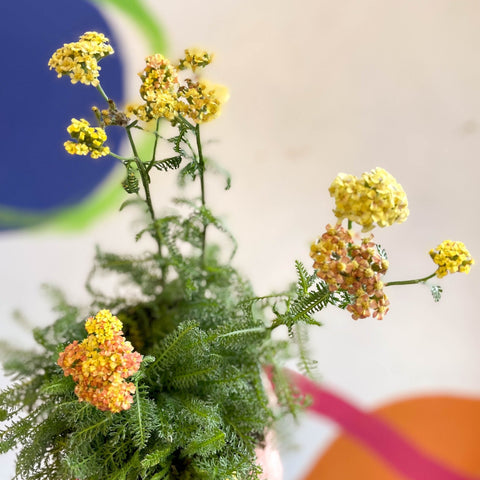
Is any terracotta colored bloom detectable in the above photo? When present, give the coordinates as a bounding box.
[430,240,474,278]
[329,167,409,231]
[48,31,113,87]
[58,310,142,413]
[64,118,110,159]
[310,224,390,319]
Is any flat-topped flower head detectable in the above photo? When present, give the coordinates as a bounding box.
[430,240,474,278]
[310,224,390,319]
[177,78,229,124]
[130,50,228,124]
[178,48,214,72]
[329,167,409,231]
[57,310,142,413]
[129,54,179,122]
[48,31,114,86]
[64,118,110,159]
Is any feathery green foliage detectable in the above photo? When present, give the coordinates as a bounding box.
[3,31,455,480]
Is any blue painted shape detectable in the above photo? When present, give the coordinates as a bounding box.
[0,0,123,211]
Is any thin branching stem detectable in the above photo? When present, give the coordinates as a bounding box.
[108,152,134,162]
[195,123,207,265]
[146,118,162,173]
[385,272,436,287]
[125,125,165,285]
[96,83,109,103]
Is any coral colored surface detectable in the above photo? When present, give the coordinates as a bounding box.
[299,376,480,480]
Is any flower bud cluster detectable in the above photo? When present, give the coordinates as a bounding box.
[48,32,114,87]
[178,48,214,72]
[430,240,474,278]
[129,49,228,124]
[310,224,390,319]
[57,310,142,413]
[329,167,409,231]
[64,118,110,159]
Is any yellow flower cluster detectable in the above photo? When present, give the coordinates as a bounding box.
[178,48,214,72]
[430,240,474,278]
[177,79,229,124]
[329,167,409,231]
[310,224,390,319]
[129,50,228,124]
[129,54,179,122]
[57,310,142,413]
[64,118,110,159]
[48,31,114,87]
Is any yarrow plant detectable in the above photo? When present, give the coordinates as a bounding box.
[0,31,474,480]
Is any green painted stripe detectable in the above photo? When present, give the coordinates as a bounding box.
[91,0,169,53]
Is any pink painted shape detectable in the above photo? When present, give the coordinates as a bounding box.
[266,367,480,480]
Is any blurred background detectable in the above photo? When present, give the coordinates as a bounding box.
[1,0,479,478]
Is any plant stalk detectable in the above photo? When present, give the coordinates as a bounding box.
[385,272,436,287]
[126,125,165,284]
[195,123,207,265]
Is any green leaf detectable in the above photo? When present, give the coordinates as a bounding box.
[119,198,145,212]
[152,155,182,171]
[431,285,443,302]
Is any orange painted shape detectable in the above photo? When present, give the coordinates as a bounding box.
[304,395,480,480]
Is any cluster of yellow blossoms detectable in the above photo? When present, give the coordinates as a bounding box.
[311,224,390,319]
[64,118,110,159]
[48,32,113,87]
[329,167,409,231]
[178,48,214,72]
[57,310,142,413]
[129,48,228,124]
[430,240,474,278]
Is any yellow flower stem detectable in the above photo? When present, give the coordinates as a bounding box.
[384,272,436,287]
[195,123,207,266]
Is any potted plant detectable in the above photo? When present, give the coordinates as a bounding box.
[0,32,473,480]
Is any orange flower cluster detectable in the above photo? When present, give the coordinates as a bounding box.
[310,224,390,319]
[57,310,142,413]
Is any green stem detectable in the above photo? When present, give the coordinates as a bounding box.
[216,326,266,339]
[96,83,109,103]
[347,219,353,230]
[146,118,162,173]
[385,272,437,287]
[109,152,134,162]
[126,126,165,278]
[195,123,207,265]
